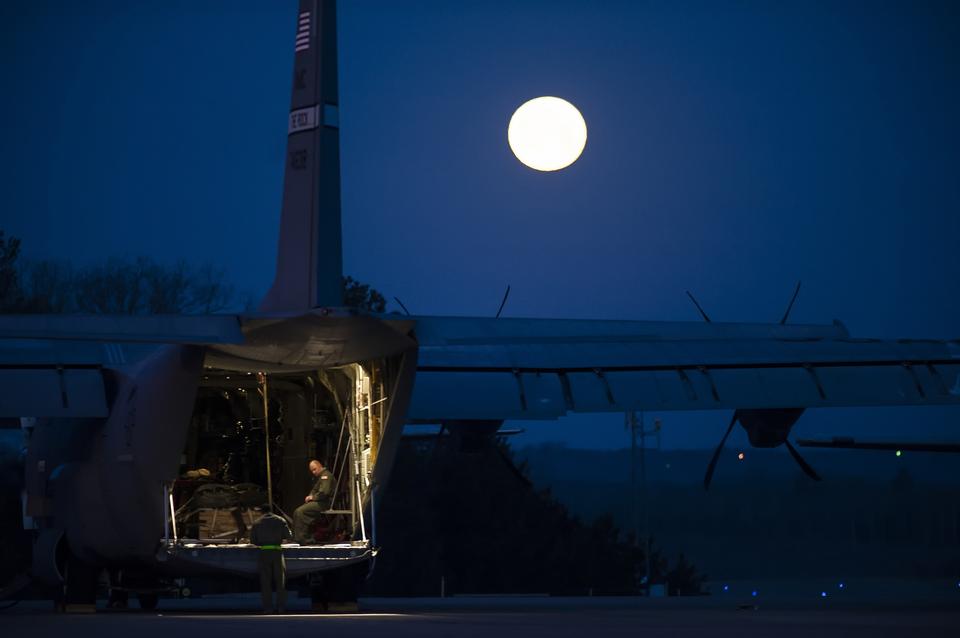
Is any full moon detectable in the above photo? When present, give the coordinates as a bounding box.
[508,96,587,172]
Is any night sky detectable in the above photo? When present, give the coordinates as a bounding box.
[3,0,959,450]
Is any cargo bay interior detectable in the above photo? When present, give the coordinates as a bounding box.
[165,360,388,546]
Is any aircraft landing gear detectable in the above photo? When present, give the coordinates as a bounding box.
[106,588,128,609]
[61,554,100,613]
[106,569,128,609]
[309,563,364,613]
[106,569,165,611]
[137,592,159,610]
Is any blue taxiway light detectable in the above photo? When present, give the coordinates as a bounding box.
[751,590,758,597]
[838,583,845,589]
[722,585,729,592]
[821,591,827,598]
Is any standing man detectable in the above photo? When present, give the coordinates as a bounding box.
[249,508,293,614]
[293,459,335,544]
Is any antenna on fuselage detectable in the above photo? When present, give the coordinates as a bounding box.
[779,280,802,324]
[495,285,511,318]
[685,290,712,323]
[393,297,411,316]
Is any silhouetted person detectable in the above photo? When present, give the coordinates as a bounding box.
[293,460,334,544]
[250,509,293,614]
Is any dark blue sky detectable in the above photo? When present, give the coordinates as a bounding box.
[3,0,959,450]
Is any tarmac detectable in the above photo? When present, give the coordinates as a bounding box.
[2,581,959,638]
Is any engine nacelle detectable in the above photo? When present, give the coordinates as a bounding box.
[26,345,204,566]
[737,407,805,448]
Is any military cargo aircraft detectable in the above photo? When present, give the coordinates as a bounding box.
[1,0,959,610]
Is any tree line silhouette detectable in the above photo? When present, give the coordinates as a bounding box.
[364,433,705,596]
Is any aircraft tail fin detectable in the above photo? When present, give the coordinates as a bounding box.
[260,0,342,313]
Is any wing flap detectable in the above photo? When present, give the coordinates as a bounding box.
[417,337,958,370]
[408,362,960,421]
[0,367,107,418]
[407,316,960,421]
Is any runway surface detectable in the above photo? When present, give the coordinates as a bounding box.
[3,591,959,638]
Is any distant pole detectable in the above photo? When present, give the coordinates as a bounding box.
[629,411,639,549]
[628,411,660,596]
[640,411,650,596]
[258,372,274,511]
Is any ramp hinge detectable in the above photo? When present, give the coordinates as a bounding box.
[593,369,616,405]
[926,363,949,395]
[803,364,827,400]
[557,372,575,411]
[676,368,697,401]
[512,369,527,411]
[698,366,721,402]
[56,366,69,409]
[902,363,926,399]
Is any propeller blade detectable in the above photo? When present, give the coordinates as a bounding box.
[785,439,821,481]
[703,411,738,490]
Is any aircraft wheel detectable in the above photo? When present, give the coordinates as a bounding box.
[106,588,128,609]
[106,569,128,609]
[311,563,364,612]
[63,554,100,612]
[137,592,159,610]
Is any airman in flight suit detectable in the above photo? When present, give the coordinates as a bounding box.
[293,459,335,544]
[250,510,293,614]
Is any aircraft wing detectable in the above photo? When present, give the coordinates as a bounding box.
[404,315,960,421]
[0,314,244,419]
[0,311,417,418]
[0,314,244,344]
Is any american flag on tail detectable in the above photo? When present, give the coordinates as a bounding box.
[295,11,311,52]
